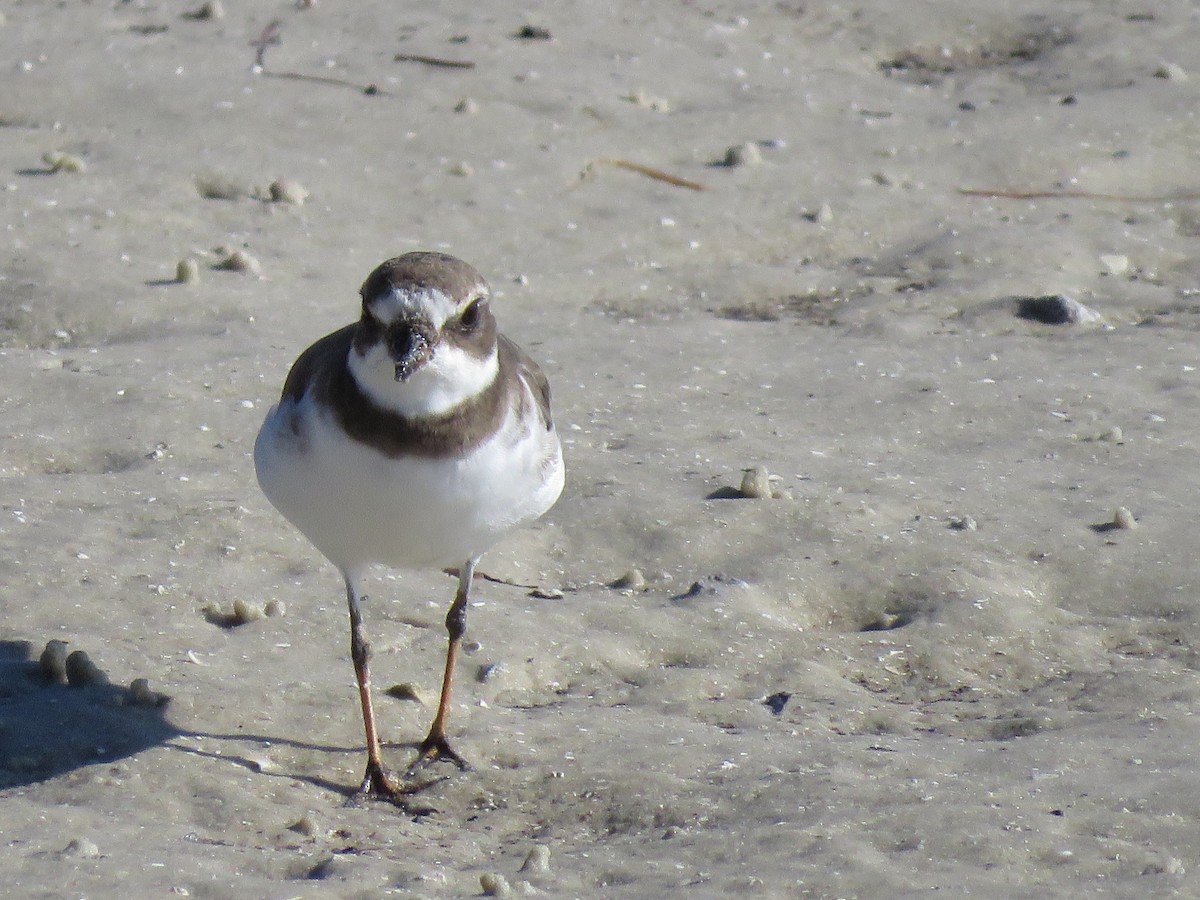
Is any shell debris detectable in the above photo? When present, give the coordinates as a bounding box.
[268,178,308,205]
[175,258,200,284]
[385,682,428,705]
[39,639,69,683]
[42,151,86,174]
[214,249,262,276]
[65,650,109,687]
[722,142,762,167]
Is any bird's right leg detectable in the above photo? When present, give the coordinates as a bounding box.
[344,575,410,802]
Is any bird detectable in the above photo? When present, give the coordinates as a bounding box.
[254,251,564,802]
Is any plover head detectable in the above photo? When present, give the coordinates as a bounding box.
[349,252,499,417]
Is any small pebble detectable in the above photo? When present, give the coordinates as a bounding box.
[247,755,278,774]
[1099,254,1129,276]
[65,650,108,687]
[609,568,646,592]
[512,25,552,40]
[175,258,200,284]
[215,250,262,276]
[42,151,86,174]
[625,88,670,112]
[288,814,322,837]
[264,599,286,617]
[722,142,762,167]
[194,174,250,200]
[815,202,834,224]
[763,691,792,716]
[130,677,170,708]
[476,662,505,683]
[947,515,978,531]
[233,599,266,624]
[188,0,225,19]
[519,844,551,874]
[1154,62,1187,81]
[39,640,69,683]
[385,682,427,705]
[1014,295,1106,326]
[739,465,774,499]
[1112,507,1138,530]
[1099,426,1123,442]
[447,161,475,178]
[268,178,308,205]
[454,98,480,115]
[59,838,100,859]
[480,873,514,897]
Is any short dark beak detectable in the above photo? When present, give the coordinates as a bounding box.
[390,321,435,382]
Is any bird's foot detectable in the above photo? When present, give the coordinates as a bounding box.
[407,732,471,777]
[347,761,434,810]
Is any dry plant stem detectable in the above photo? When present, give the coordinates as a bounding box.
[597,158,706,191]
[443,566,539,591]
[959,187,1200,202]
[251,19,282,68]
[394,53,476,69]
[253,18,383,96]
[261,70,383,95]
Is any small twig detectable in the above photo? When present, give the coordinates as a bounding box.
[394,53,476,69]
[588,158,705,191]
[251,18,384,96]
[251,18,282,69]
[443,567,539,591]
[959,187,1200,203]
[261,70,383,96]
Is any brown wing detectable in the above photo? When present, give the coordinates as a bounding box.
[499,334,554,431]
[280,324,357,404]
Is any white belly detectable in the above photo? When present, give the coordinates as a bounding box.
[254,393,564,575]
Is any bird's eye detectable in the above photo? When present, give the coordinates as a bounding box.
[460,298,485,331]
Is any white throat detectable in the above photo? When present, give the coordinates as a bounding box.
[348,340,499,417]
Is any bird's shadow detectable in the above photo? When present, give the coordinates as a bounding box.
[0,639,179,789]
[0,640,437,803]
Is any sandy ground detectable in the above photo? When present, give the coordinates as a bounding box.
[3,0,1200,896]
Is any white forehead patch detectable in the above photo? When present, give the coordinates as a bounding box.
[367,286,456,330]
[365,284,485,330]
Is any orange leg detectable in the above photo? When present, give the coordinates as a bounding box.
[409,559,475,773]
[344,576,409,802]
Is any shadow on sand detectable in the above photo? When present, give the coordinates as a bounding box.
[0,639,179,789]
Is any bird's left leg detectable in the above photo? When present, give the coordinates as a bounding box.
[410,558,476,772]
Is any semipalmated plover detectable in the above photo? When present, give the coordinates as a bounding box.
[254,252,564,802]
